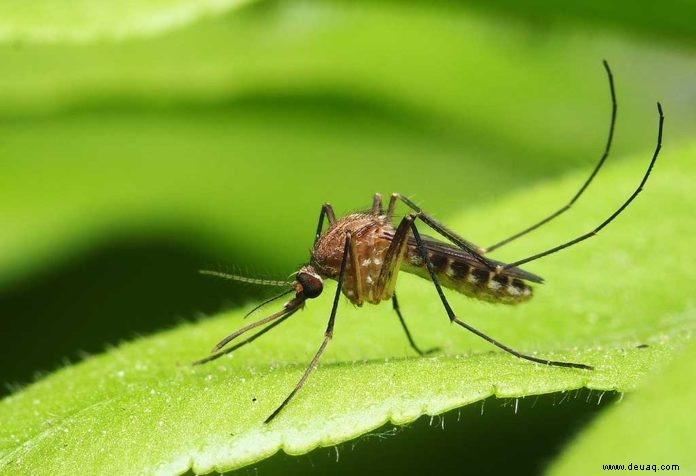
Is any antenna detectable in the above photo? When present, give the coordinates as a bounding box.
[199,270,293,287]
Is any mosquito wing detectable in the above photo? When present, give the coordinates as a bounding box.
[408,233,544,284]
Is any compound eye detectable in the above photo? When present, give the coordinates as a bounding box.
[297,272,323,299]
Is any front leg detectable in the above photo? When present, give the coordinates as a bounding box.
[265,232,353,423]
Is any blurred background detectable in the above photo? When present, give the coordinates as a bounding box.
[0,1,694,473]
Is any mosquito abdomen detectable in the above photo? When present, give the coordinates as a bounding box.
[401,247,533,304]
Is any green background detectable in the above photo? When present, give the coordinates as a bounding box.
[1,1,695,474]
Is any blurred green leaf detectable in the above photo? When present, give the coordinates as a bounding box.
[2,0,696,45]
[465,0,696,44]
[548,338,696,475]
[1,138,693,473]
[2,1,696,288]
[2,3,695,150]
[0,0,253,43]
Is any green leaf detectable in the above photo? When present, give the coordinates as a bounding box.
[2,0,696,45]
[2,3,696,152]
[2,138,694,474]
[548,338,696,474]
[0,0,252,43]
[466,0,696,44]
[2,0,696,287]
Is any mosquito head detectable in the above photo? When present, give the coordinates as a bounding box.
[294,265,323,299]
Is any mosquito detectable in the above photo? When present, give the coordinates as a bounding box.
[195,61,664,424]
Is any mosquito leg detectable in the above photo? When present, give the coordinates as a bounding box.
[392,193,492,270]
[314,203,337,245]
[373,214,438,354]
[485,61,617,254]
[504,102,664,270]
[392,293,440,356]
[409,216,592,370]
[264,232,352,423]
[375,214,413,299]
[372,193,383,216]
[385,193,398,222]
[348,232,364,305]
[193,308,298,365]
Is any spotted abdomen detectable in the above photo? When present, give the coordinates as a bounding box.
[401,246,533,304]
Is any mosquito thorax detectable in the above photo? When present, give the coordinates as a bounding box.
[295,266,323,299]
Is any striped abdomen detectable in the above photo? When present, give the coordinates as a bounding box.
[401,245,533,305]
